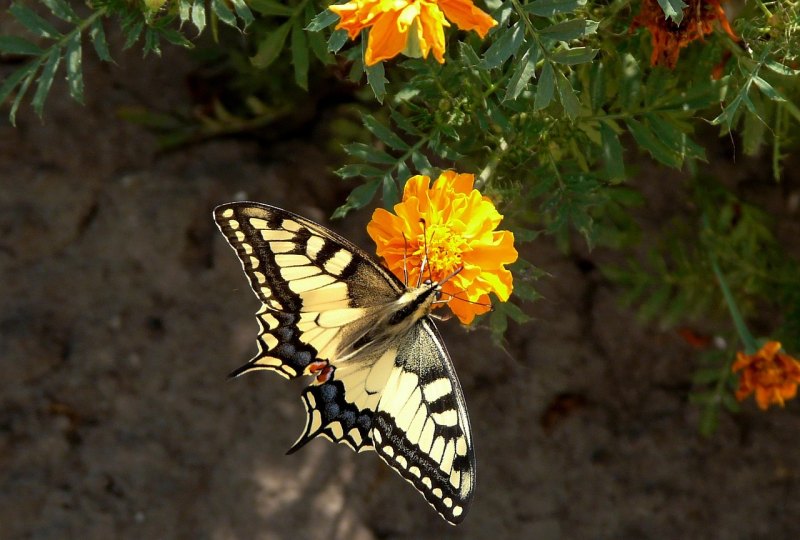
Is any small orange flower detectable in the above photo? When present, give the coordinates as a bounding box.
[329,0,497,66]
[732,341,800,410]
[631,0,739,68]
[367,171,517,324]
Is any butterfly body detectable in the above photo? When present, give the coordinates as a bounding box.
[214,202,475,524]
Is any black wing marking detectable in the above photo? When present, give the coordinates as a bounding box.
[371,319,475,524]
[214,202,403,379]
[288,379,375,454]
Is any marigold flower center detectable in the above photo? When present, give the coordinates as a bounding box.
[416,223,465,278]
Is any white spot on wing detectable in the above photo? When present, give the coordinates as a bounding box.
[282,219,302,232]
[306,236,325,260]
[418,420,435,453]
[275,254,311,267]
[221,208,234,218]
[249,218,269,229]
[324,249,353,275]
[270,241,295,253]
[422,378,453,403]
[287,274,337,294]
[431,409,458,427]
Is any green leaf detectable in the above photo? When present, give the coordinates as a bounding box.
[32,50,61,117]
[692,368,724,385]
[336,164,385,178]
[752,76,785,103]
[500,302,530,324]
[9,3,62,39]
[306,26,332,64]
[0,36,43,56]
[65,33,83,103]
[0,61,39,119]
[306,8,339,30]
[600,121,625,182]
[331,179,382,219]
[698,402,719,437]
[365,61,387,103]
[589,59,605,112]
[458,41,481,67]
[9,62,39,126]
[503,43,539,102]
[191,0,206,33]
[40,0,78,22]
[343,142,396,164]
[551,46,597,65]
[397,159,411,182]
[179,0,191,22]
[540,19,598,41]
[765,60,800,77]
[327,29,348,53]
[382,174,400,208]
[250,22,291,68]
[534,62,555,110]
[411,151,432,173]
[89,19,113,62]
[363,114,409,151]
[480,22,524,70]
[656,0,687,25]
[391,109,422,136]
[525,0,586,16]
[555,70,580,120]
[489,309,508,344]
[291,20,309,90]
[212,0,237,28]
[250,0,295,16]
[625,118,682,168]
[229,0,255,27]
[645,113,706,161]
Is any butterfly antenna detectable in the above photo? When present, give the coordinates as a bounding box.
[417,219,429,288]
[437,289,493,309]
[417,218,436,287]
[402,232,409,286]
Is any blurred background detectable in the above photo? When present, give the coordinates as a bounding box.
[2,27,800,540]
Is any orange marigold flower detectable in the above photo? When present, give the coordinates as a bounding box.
[732,341,800,410]
[329,0,497,66]
[367,170,517,324]
[631,0,739,68]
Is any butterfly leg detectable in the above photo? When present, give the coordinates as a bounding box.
[307,360,335,384]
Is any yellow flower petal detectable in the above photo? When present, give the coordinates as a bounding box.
[331,0,495,64]
[368,170,517,324]
[365,9,410,65]
[437,0,497,38]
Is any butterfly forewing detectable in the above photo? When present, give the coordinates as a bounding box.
[214,202,476,525]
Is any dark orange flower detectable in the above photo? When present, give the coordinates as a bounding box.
[329,0,496,66]
[732,341,800,410]
[631,0,739,68]
[367,171,517,324]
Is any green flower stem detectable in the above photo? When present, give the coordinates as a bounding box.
[710,256,758,354]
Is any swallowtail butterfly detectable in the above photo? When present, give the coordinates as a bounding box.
[214,202,475,524]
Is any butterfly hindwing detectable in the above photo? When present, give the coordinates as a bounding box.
[288,379,374,454]
[371,319,475,524]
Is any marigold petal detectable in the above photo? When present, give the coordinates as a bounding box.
[437,0,497,37]
[417,3,448,62]
[467,232,517,273]
[330,1,373,39]
[365,10,410,65]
